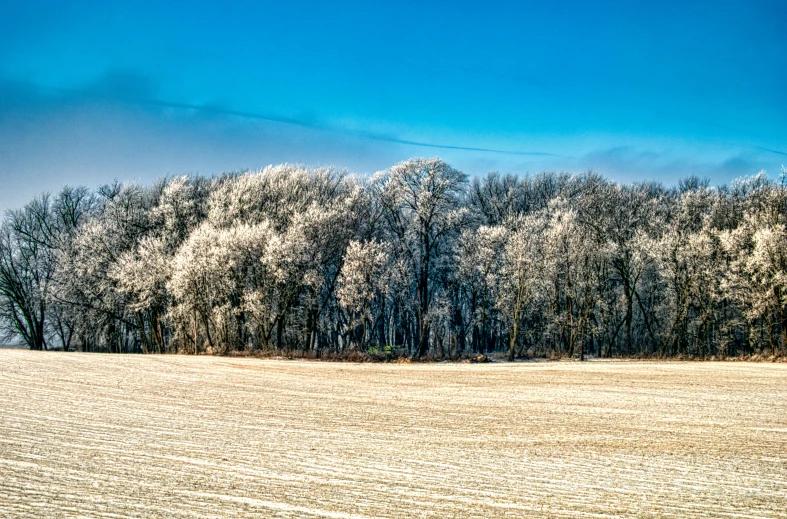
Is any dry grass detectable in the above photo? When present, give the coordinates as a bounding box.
[1,350,786,518]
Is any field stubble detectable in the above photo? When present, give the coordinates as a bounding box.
[0,350,785,518]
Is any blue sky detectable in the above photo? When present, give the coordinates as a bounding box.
[1,0,785,209]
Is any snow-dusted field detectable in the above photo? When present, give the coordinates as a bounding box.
[1,350,785,518]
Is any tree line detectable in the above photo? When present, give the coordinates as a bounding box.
[1,158,786,359]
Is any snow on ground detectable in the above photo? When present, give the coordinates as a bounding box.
[1,350,786,518]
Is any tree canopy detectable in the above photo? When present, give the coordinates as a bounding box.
[2,159,786,359]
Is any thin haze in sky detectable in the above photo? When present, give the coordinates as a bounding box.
[0,0,785,210]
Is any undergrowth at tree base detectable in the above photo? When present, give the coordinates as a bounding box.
[216,349,785,363]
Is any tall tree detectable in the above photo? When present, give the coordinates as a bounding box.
[380,158,469,357]
[0,196,55,349]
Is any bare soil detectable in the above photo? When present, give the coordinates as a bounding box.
[1,350,786,518]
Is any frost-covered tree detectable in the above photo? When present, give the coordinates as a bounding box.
[379,158,469,357]
[498,213,548,360]
[337,240,389,351]
[3,160,787,358]
[110,236,171,353]
[543,200,607,358]
[456,225,506,354]
[56,182,158,352]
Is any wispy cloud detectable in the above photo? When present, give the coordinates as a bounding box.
[0,71,782,211]
[581,146,770,186]
[751,145,787,158]
[0,74,388,209]
[11,72,563,158]
[147,99,565,157]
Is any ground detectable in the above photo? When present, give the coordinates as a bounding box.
[0,350,785,518]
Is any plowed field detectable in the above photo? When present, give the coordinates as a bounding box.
[1,350,785,518]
